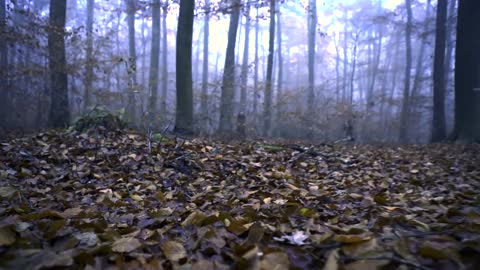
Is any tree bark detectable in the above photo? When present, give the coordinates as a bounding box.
[148,0,161,124]
[201,0,210,126]
[307,0,317,137]
[240,2,250,114]
[219,0,241,134]
[399,0,413,143]
[431,0,447,142]
[453,0,480,142]
[126,0,137,124]
[160,0,168,116]
[48,0,70,127]
[276,4,283,113]
[264,0,275,136]
[84,0,94,110]
[0,0,8,129]
[175,0,194,133]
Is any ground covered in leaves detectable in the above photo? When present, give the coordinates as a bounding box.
[0,130,479,270]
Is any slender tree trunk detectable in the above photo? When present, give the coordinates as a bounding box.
[444,0,456,92]
[201,0,210,127]
[148,0,161,124]
[342,10,348,102]
[175,0,194,133]
[160,0,168,117]
[253,4,259,126]
[240,2,250,114]
[276,4,283,112]
[453,0,480,142]
[48,0,70,127]
[126,0,137,124]
[264,0,275,136]
[84,0,94,111]
[306,0,316,137]
[399,0,413,143]
[219,0,241,134]
[0,0,8,128]
[409,0,431,125]
[333,32,341,102]
[431,0,448,142]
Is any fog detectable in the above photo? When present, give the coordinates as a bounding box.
[0,0,460,143]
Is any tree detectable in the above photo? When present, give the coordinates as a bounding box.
[148,0,161,124]
[264,0,275,136]
[160,0,168,116]
[175,0,194,133]
[453,0,480,142]
[200,0,210,125]
[239,2,250,115]
[431,0,447,142]
[48,0,70,127]
[0,0,8,128]
[399,0,413,142]
[84,0,94,110]
[126,0,138,123]
[276,4,283,113]
[219,0,241,134]
[306,0,317,132]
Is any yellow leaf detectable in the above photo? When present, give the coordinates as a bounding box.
[131,194,143,201]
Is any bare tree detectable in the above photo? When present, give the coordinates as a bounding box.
[148,0,161,124]
[48,0,70,127]
[175,0,194,133]
[84,0,94,110]
[126,0,138,123]
[264,0,275,136]
[200,0,210,126]
[431,0,447,142]
[219,0,241,134]
[453,0,480,142]
[399,0,413,143]
[160,0,168,116]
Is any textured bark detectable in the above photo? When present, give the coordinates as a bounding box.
[276,5,283,111]
[160,0,168,116]
[175,0,194,133]
[240,2,250,114]
[84,0,94,110]
[453,0,480,142]
[444,0,456,93]
[307,0,317,131]
[253,5,259,122]
[0,0,8,126]
[126,0,137,123]
[48,0,70,127]
[218,0,241,134]
[264,0,275,136]
[431,0,447,142]
[201,0,210,123]
[148,0,161,124]
[399,0,413,143]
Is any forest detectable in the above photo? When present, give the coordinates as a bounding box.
[0,0,479,269]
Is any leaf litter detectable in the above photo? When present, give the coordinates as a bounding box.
[0,130,479,269]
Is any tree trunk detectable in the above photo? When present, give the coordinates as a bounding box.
[219,0,241,134]
[48,0,70,127]
[201,0,210,127]
[453,0,480,142]
[276,4,283,113]
[175,0,194,133]
[399,0,413,143]
[0,0,8,129]
[444,0,456,94]
[160,0,168,117]
[148,0,161,124]
[126,0,137,124]
[253,4,259,127]
[264,0,275,136]
[306,0,317,137]
[84,0,94,111]
[239,2,250,115]
[431,0,447,142]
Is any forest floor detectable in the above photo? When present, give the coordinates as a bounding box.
[0,129,479,270]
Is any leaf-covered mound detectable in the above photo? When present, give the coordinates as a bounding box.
[0,131,479,270]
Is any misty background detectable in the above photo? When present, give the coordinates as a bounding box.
[0,0,458,143]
